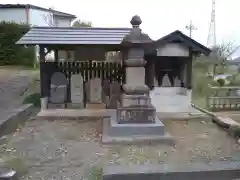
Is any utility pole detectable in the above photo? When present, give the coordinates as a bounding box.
[185,20,197,38]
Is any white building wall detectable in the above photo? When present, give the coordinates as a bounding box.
[29,8,52,26]
[0,8,27,24]
[157,43,189,57]
[54,16,72,27]
[0,8,72,27]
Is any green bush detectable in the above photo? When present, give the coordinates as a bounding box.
[192,58,217,108]
[23,93,41,107]
[216,78,225,86]
[231,74,240,86]
[0,21,34,66]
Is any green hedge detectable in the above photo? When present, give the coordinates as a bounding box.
[23,92,41,107]
[0,21,35,66]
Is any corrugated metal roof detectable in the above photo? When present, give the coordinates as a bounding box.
[16,26,132,45]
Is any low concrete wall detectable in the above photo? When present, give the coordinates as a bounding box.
[103,162,240,180]
[0,104,38,137]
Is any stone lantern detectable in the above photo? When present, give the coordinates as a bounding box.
[102,15,167,143]
[117,15,156,124]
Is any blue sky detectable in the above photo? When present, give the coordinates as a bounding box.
[2,0,239,46]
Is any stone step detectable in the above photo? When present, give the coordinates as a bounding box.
[103,162,240,180]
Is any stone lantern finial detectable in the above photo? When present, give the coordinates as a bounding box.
[122,15,152,44]
[130,15,142,27]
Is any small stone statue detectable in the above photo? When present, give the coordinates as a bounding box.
[154,76,158,87]
[174,77,181,87]
[162,74,171,87]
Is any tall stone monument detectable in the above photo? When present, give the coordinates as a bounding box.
[102,15,167,143]
[117,15,156,124]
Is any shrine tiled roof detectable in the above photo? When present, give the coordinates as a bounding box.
[16,26,131,45]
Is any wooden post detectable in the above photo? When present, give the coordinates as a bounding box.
[39,45,48,109]
[186,49,193,89]
[54,50,59,62]
[145,57,155,90]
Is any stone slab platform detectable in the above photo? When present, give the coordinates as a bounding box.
[102,111,174,145]
[37,109,112,120]
[103,162,240,180]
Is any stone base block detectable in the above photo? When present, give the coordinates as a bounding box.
[108,115,164,136]
[67,103,84,109]
[102,112,173,144]
[117,105,156,124]
[122,94,151,107]
[86,103,106,109]
[48,103,65,109]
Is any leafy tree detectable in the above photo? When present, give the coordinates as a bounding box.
[72,19,92,27]
[0,21,35,66]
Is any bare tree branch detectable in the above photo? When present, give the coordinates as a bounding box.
[42,6,55,26]
[210,41,236,61]
[43,13,54,26]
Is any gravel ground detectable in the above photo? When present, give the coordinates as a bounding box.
[0,116,239,180]
[0,68,38,109]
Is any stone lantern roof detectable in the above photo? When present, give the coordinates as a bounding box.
[122,15,152,44]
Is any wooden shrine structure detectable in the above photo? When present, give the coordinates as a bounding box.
[16,15,211,109]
